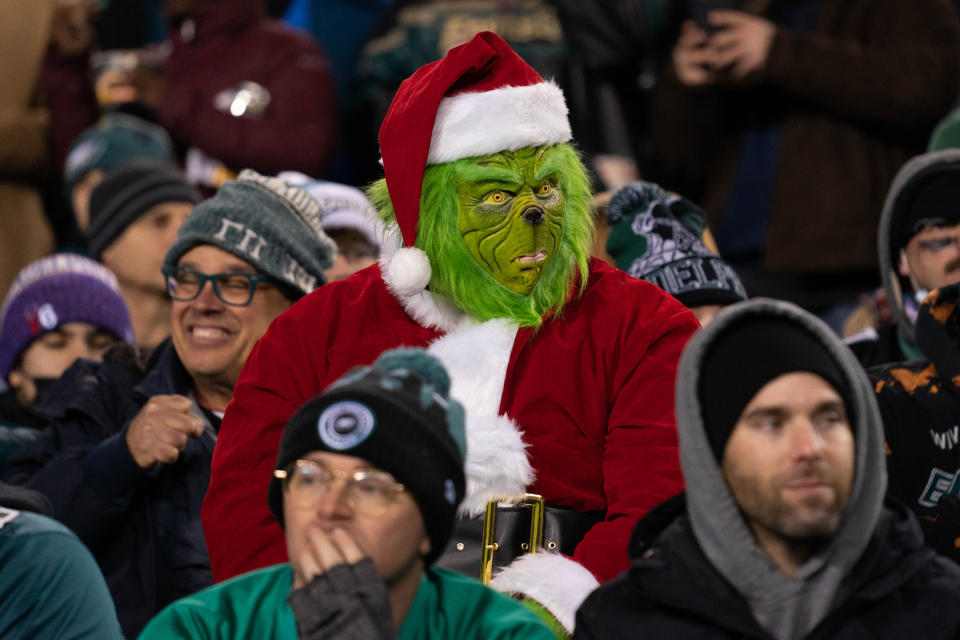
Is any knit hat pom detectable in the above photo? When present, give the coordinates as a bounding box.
[387,247,432,296]
[376,347,451,396]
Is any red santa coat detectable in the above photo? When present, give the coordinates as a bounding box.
[203,255,695,629]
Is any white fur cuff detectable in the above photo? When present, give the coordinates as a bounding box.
[490,552,600,633]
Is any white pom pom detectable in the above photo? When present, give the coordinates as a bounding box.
[386,247,432,296]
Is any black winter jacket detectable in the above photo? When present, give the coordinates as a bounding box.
[869,285,960,564]
[1,340,218,639]
[574,494,960,639]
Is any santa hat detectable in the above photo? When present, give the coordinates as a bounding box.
[378,31,572,297]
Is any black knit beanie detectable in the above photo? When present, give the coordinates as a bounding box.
[87,159,200,259]
[892,163,960,258]
[698,317,850,461]
[269,348,467,565]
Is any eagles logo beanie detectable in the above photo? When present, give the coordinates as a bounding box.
[269,348,467,564]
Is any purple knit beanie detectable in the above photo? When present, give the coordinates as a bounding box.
[0,254,134,382]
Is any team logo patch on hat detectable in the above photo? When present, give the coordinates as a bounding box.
[317,401,376,450]
[38,304,58,332]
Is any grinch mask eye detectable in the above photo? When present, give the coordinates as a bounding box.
[485,190,510,205]
[456,148,565,295]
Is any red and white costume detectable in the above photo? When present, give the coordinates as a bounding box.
[203,31,697,631]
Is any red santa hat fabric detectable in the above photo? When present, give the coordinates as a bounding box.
[379,31,572,249]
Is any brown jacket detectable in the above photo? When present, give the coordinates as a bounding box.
[654,0,960,273]
[0,0,56,294]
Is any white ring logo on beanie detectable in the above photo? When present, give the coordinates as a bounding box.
[317,401,376,450]
[37,304,58,331]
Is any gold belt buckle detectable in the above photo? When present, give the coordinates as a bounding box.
[480,493,545,585]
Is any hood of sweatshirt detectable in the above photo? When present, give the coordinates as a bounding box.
[675,298,887,640]
[878,148,960,346]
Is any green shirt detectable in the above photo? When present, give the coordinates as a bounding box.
[0,507,124,640]
[139,563,558,639]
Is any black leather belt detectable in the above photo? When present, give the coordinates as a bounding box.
[435,496,604,581]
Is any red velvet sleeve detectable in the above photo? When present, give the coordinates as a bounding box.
[202,301,324,581]
[572,297,697,581]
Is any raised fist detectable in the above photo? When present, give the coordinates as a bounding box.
[125,395,205,469]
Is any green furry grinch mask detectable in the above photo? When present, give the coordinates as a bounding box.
[369,143,594,327]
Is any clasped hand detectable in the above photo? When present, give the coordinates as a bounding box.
[288,526,396,640]
[672,11,776,85]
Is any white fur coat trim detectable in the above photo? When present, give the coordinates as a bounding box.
[490,552,600,633]
[428,82,571,165]
[379,226,535,512]
[427,319,534,516]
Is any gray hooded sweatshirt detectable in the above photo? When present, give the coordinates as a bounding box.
[876,148,960,352]
[676,298,887,640]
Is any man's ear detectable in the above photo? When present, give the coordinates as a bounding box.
[7,369,23,390]
[898,249,912,278]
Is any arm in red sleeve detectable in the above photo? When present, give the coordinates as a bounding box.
[203,302,327,582]
[573,299,697,581]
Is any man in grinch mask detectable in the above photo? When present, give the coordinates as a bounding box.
[202,31,697,634]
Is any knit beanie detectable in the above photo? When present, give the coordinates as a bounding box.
[63,112,176,192]
[887,157,960,261]
[269,348,467,564]
[606,181,747,308]
[87,159,201,259]
[698,315,850,461]
[165,170,337,296]
[0,254,134,383]
[277,171,382,249]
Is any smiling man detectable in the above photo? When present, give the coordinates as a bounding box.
[204,31,697,634]
[2,170,335,638]
[575,299,960,639]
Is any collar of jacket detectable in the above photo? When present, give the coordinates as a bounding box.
[131,339,194,403]
[626,495,936,638]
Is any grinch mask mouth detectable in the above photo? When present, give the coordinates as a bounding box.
[456,147,565,295]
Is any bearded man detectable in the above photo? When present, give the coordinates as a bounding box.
[202,31,697,633]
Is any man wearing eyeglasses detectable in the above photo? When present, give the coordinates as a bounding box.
[140,348,557,639]
[2,170,336,639]
[864,149,960,565]
[849,149,960,367]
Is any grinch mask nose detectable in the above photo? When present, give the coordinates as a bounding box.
[522,205,545,225]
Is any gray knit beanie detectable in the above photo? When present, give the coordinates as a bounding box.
[164,170,337,296]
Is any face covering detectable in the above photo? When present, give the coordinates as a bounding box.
[30,377,61,406]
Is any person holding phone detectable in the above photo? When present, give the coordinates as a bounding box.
[654,0,960,333]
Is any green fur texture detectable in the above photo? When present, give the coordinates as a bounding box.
[368,143,594,327]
